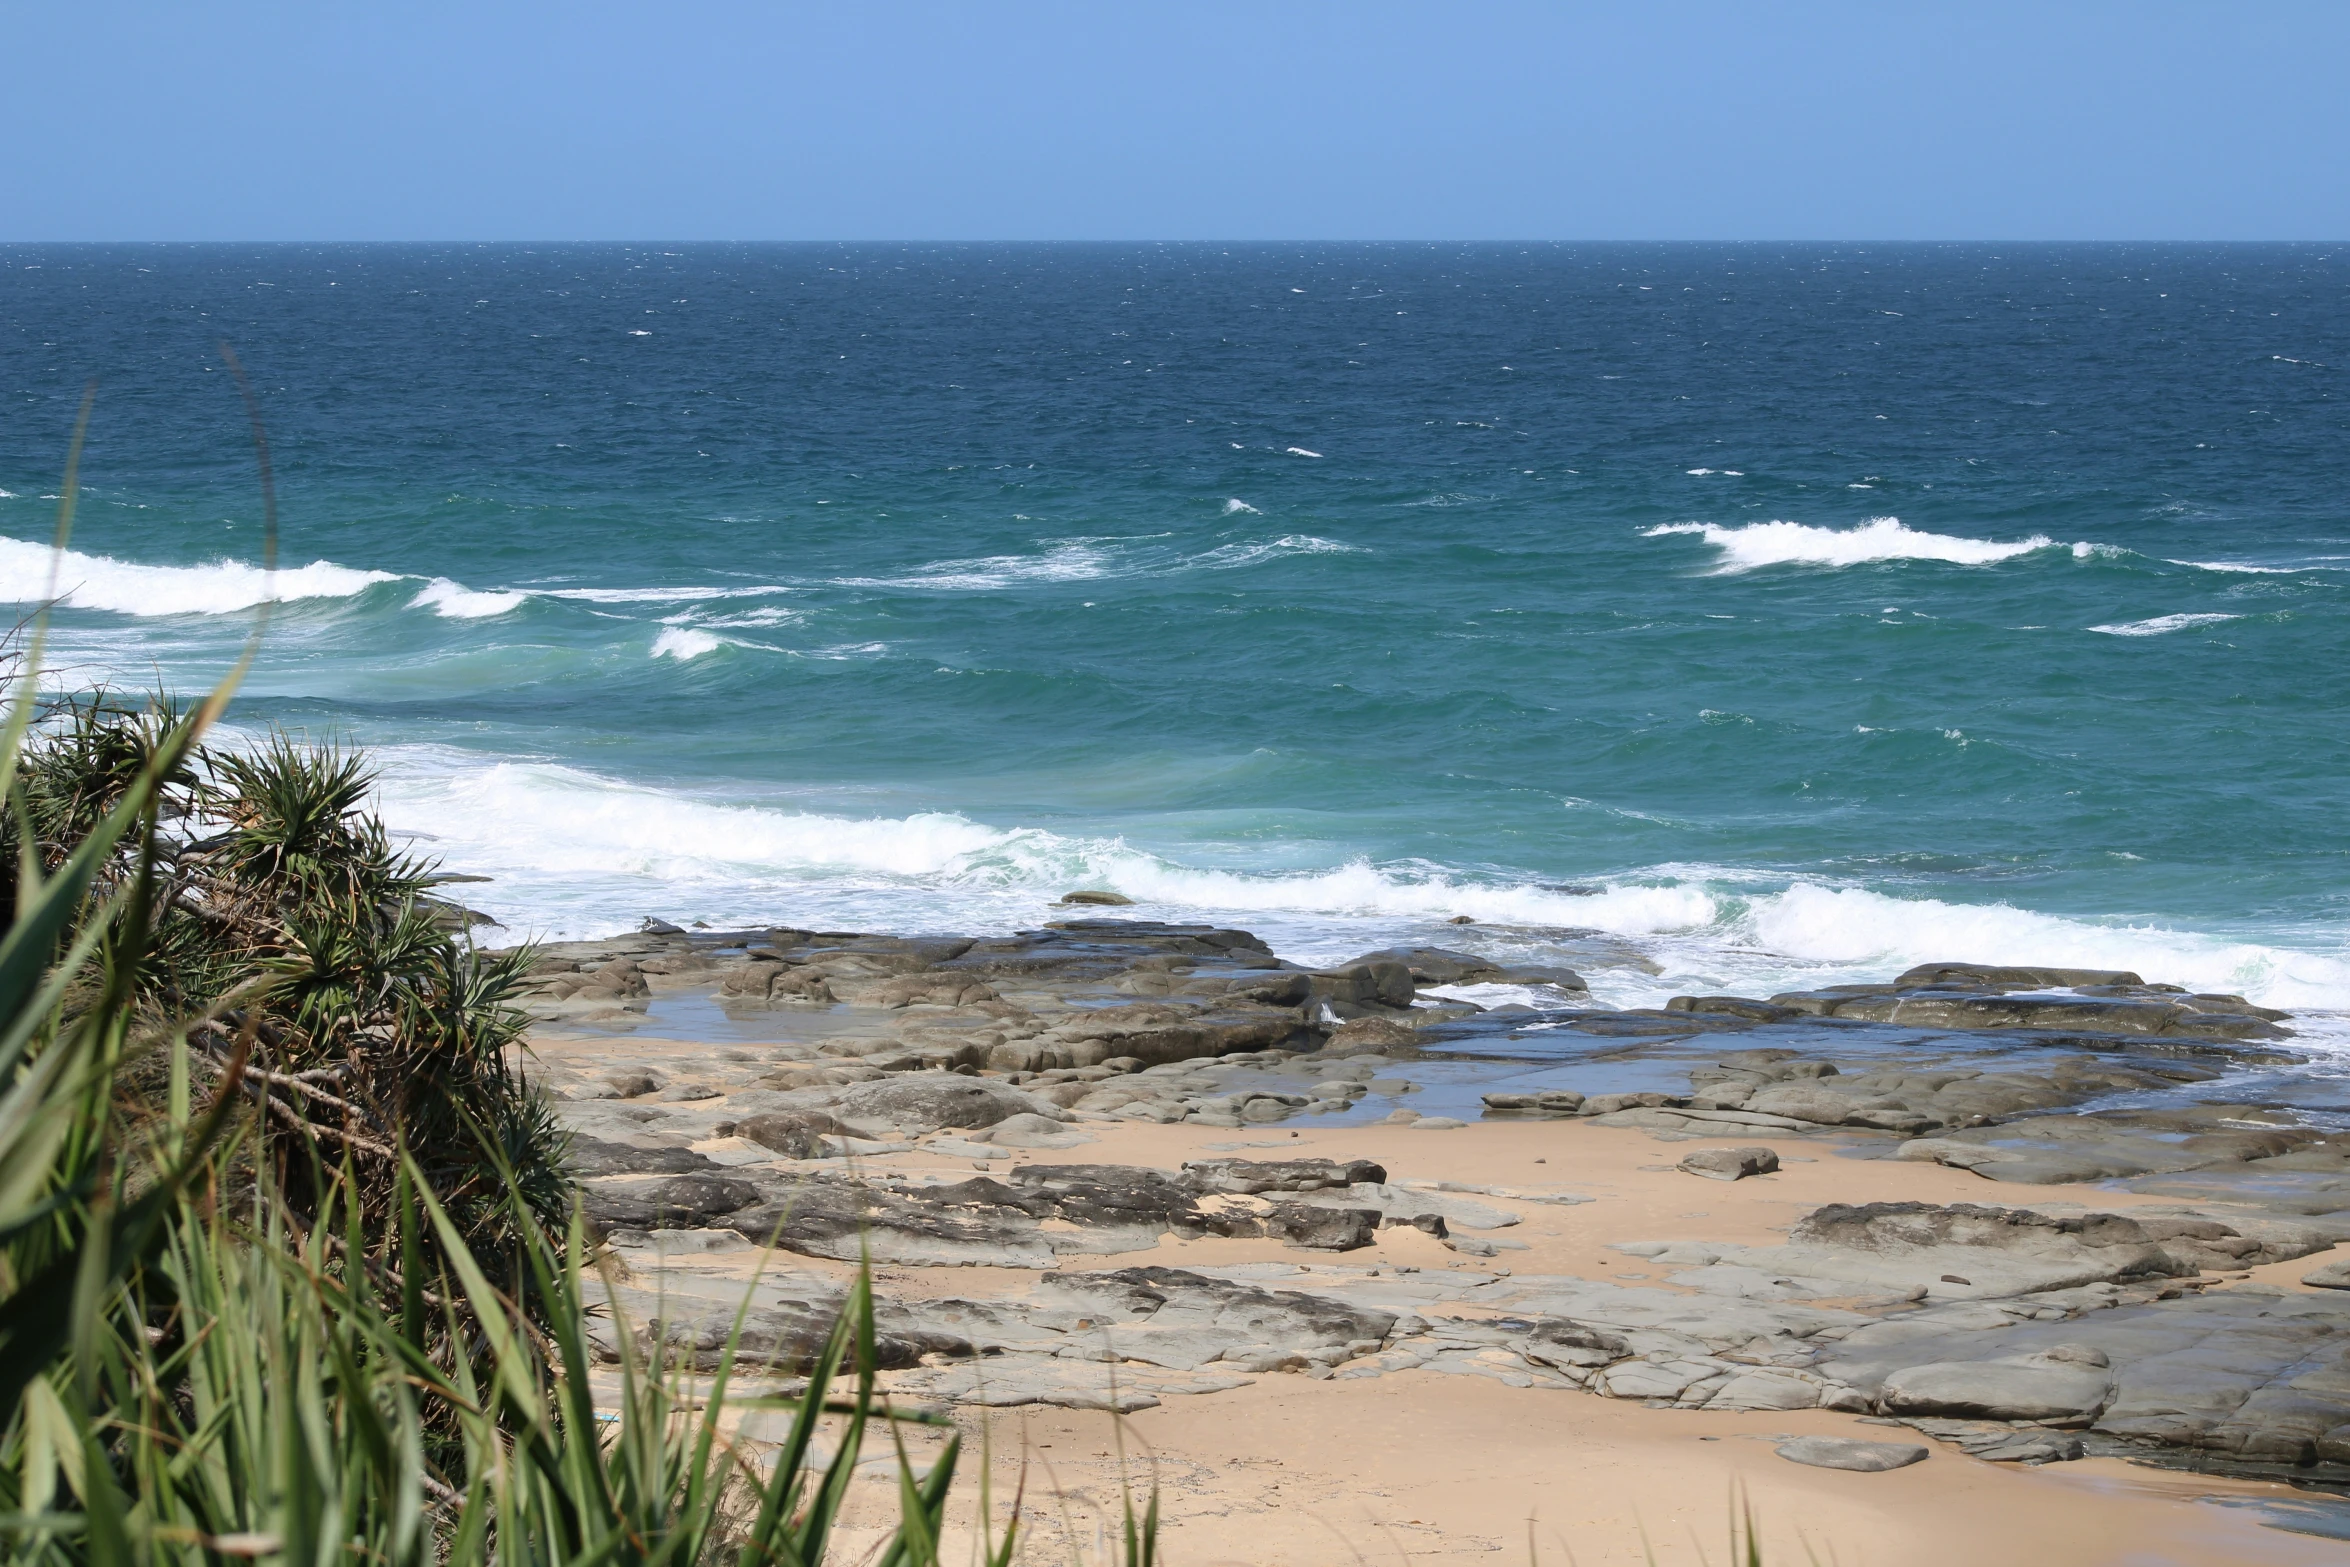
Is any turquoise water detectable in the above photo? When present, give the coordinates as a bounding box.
[5,243,2348,1011]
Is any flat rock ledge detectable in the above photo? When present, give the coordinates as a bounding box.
[584,1157,2350,1483]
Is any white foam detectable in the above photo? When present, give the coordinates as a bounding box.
[2087,613,2244,636]
[357,748,2350,1012]
[834,534,1359,593]
[2171,560,2311,576]
[649,627,722,659]
[410,578,527,618]
[1739,882,2350,1011]
[363,750,1717,942]
[1646,518,2061,572]
[1223,499,1261,515]
[839,542,1117,592]
[544,585,792,603]
[1286,447,1323,458]
[0,535,399,616]
[1193,534,1363,569]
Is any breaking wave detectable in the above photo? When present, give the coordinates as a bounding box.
[649,627,723,659]
[1646,518,2062,572]
[0,535,400,616]
[410,578,527,618]
[360,753,2350,1009]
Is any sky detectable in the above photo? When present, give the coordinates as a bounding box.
[3,1,2343,241]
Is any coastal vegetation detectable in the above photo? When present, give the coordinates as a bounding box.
[0,434,1093,1564]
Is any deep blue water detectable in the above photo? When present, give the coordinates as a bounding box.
[4,243,2347,1011]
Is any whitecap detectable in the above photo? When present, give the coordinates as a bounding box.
[410,578,527,618]
[1222,499,1261,514]
[2087,613,2244,636]
[1285,447,1323,458]
[1645,517,2060,572]
[649,626,722,659]
[0,534,400,615]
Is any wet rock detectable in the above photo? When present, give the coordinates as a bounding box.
[1346,947,1508,985]
[1667,996,1807,1024]
[1767,980,2290,1042]
[1482,1090,1586,1117]
[1679,1146,1780,1182]
[1579,1092,1687,1116]
[1774,1436,1928,1472]
[1058,890,1134,905]
[1310,961,1419,1010]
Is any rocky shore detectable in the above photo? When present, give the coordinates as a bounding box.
[500,914,2350,1547]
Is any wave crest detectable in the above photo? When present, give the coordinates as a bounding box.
[411,578,527,618]
[0,535,400,616]
[650,627,723,659]
[1646,518,2061,572]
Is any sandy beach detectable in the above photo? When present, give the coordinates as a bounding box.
[527,933,2350,1567]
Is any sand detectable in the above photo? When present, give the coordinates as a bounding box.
[547,1031,2350,1562]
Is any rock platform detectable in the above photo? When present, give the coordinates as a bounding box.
[499,918,2350,1499]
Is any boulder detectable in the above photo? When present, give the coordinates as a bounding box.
[735,1110,850,1158]
[1057,890,1135,905]
[1679,1146,1780,1182]
[1345,947,1505,985]
[2303,1255,2350,1289]
[830,1072,1048,1130]
[1310,962,1419,1010]
[984,1112,1094,1149]
[1263,1204,1381,1251]
[1774,1436,1928,1473]
[1324,1017,1419,1052]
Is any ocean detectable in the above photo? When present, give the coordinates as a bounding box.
[4,242,2347,1023]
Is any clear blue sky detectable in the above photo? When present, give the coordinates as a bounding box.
[4,0,2342,240]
